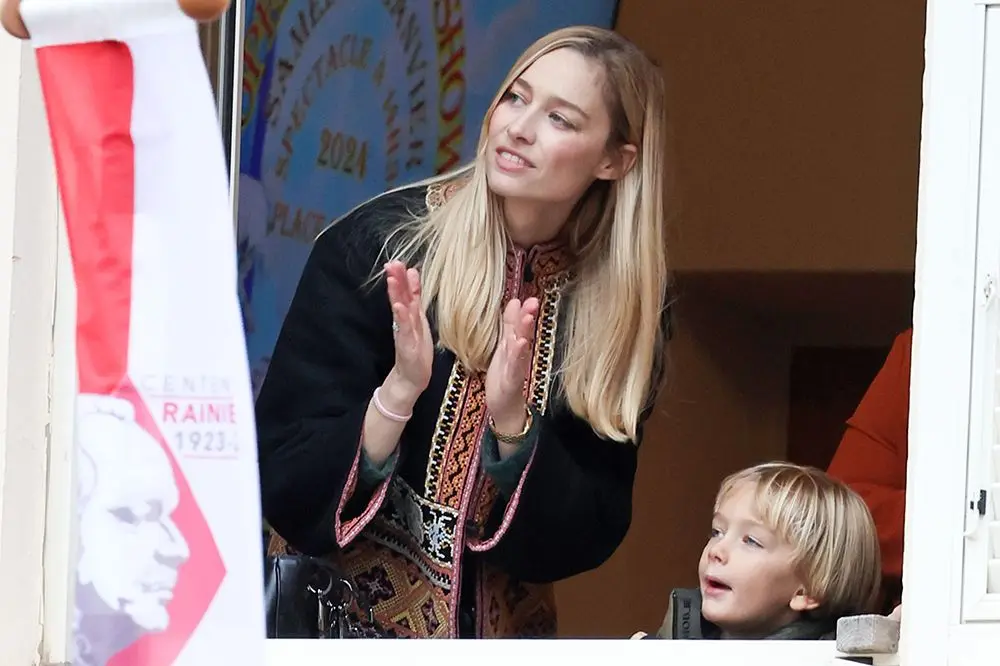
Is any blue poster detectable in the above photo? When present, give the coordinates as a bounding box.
[238,0,619,394]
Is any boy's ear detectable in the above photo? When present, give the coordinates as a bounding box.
[788,587,821,613]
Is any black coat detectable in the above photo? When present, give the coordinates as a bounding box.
[255,180,666,637]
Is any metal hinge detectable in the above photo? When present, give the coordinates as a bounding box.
[964,489,988,537]
[970,489,988,516]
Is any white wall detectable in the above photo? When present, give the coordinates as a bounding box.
[0,32,67,665]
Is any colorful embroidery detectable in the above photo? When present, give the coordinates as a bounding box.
[335,439,393,547]
[528,277,566,414]
[437,371,487,508]
[315,181,571,637]
[366,478,455,588]
[340,539,452,638]
[424,178,465,212]
[423,361,465,498]
[470,473,499,529]
[477,563,558,638]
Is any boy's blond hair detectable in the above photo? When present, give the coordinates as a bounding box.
[716,462,882,618]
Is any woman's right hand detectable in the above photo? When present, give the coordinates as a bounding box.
[1,0,29,39]
[382,261,433,409]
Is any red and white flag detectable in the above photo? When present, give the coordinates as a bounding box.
[20,1,266,664]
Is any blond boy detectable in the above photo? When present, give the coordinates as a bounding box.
[637,462,882,640]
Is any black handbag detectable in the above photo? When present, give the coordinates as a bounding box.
[264,554,388,639]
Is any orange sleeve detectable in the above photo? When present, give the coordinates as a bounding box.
[827,328,912,579]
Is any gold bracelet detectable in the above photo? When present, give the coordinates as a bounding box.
[488,408,533,444]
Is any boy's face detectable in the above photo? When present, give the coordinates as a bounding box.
[697,481,820,637]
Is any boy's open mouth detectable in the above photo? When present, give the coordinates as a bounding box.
[704,576,732,592]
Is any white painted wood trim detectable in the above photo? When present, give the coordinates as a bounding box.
[263,638,894,665]
[961,2,1000,621]
[901,0,1000,662]
[41,211,78,665]
[0,34,61,666]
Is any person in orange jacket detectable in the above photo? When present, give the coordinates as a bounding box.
[827,328,912,608]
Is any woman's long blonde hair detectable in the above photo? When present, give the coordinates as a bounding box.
[388,26,669,443]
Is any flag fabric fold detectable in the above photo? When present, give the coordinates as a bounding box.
[20,1,265,663]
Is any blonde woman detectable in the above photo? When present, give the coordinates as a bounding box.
[257,25,671,638]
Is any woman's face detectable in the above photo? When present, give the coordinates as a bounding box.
[485,48,624,216]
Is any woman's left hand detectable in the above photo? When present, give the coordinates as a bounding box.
[485,297,540,434]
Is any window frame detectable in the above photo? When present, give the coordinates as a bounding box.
[960,0,1000,623]
[253,0,996,661]
[899,0,1000,662]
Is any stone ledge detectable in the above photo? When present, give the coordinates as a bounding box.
[836,614,901,654]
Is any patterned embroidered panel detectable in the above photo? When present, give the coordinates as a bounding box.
[423,361,466,499]
[365,477,458,588]
[422,180,491,511]
[435,371,488,508]
[470,473,500,530]
[464,275,566,545]
[340,538,452,638]
[478,563,558,638]
[527,277,566,415]
[265,531,291,556]
[424,178,465,212]
[265,530,452,638]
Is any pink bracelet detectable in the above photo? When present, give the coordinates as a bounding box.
[372,386,413,423]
